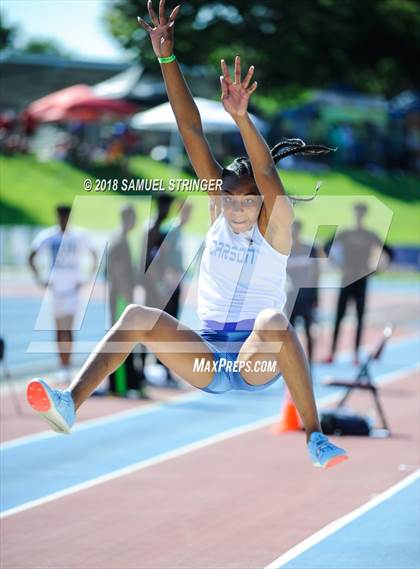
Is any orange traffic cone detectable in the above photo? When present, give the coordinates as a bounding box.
[271,390,301,434]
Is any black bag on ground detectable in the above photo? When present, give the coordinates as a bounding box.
[320,409,371,436]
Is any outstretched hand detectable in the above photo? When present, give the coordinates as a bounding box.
[137,0,180,58]
[220,56,258,117]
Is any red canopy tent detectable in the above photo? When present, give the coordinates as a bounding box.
[26,84,138,123]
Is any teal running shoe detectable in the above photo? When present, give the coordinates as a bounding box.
[27,378,76,434]
[307,432,348,469]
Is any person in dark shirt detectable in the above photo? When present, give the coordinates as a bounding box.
[324,203,393,365]
[108,204,148,398]
[286,220,320,363]
[138,195,190,388]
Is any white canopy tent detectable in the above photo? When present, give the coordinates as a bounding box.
[130,97,267,167]
[92,65,144,99]
[92,65,168,104]
[130,97,266,133]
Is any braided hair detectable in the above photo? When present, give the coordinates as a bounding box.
[222,138,334,202]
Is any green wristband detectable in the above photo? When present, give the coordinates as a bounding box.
[158,54,176,64]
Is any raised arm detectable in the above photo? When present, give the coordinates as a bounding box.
[220,57,294,233]
[137,1,222,185]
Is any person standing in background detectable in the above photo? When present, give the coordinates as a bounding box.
[285,220,320,364]
[160,200,192,332]
[324,203,394,365]
[108,204,148,399]
[28,205,97,384]
[138,195,191,388]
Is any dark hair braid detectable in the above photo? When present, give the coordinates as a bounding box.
[222,138,335,203]
[222,155,253,178]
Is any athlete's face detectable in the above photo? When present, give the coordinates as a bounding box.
[221,177,262,233]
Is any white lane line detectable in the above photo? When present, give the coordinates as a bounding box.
[0,390,203,450]
[264,470,420,569]
[1,363,418,519]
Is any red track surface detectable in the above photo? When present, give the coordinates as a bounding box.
[2,281,418,568]
[2,370,418,569]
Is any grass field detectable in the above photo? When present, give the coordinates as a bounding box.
[1,154,419,244]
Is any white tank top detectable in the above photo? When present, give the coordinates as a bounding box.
[197,214,289,325]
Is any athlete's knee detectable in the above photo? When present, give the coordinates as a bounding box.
[119,303,141,323]
[117,304,160,339]
[254,309,290,340]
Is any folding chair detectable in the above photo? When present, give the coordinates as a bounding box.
[323,324,394,434]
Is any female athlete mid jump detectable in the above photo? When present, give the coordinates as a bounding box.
[27,0,348,470]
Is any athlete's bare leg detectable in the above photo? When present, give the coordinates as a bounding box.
[237,308,322,440]
[70,304,214,410]
[55,315,74,368]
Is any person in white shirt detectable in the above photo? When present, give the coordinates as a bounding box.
[28,205,97,382]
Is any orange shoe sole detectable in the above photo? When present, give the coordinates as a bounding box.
[27,380,51,413]
[324,454,349,469]
[26,380,72,434]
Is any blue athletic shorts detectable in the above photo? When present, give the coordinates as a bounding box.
[198,323,282,394]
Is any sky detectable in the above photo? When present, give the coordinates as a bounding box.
[2,0,131,62]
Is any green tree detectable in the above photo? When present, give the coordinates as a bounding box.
[0,11,16,50]
[105,0,420,96]
[1,11,71,58]
[20,38,70,57]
